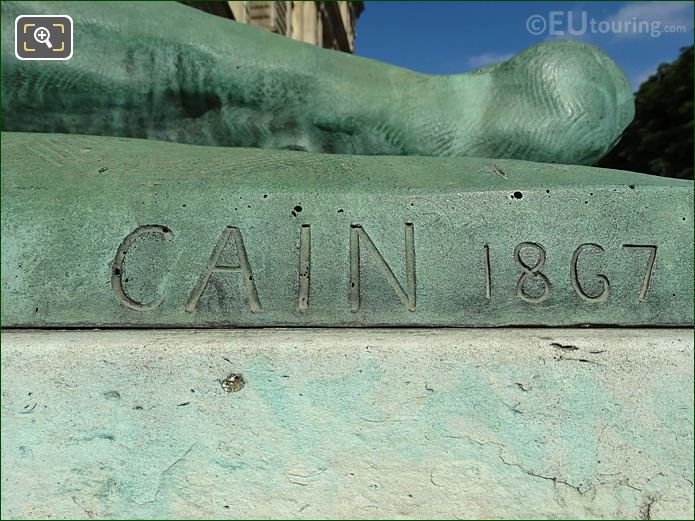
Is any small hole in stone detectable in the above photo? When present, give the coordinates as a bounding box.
[182,204,187,208]
[221,373,245,393]
[162,226,170,233]
[337,209,344,213]
[629,184,635,189]
[113,268,121,276]
[263,194,268,198]
[546,190,550,194]
[513,191,523,199]
[294,205,303,213]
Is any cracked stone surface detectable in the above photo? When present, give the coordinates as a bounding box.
[1,328,693,519]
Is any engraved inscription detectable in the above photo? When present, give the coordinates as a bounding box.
[350,223,416,313]
[571,243,609,302]
[483,244,492,299]
[298,224,311,311]
[110,222,664,314]
[514,242,550,303]
[622,245,657,302]
[111,225,173,311]
[185,226,261,313]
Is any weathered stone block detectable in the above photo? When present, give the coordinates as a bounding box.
[1,132,692,327]
[1,328,692,519]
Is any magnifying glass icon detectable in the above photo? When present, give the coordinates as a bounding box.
[33,26,53,49]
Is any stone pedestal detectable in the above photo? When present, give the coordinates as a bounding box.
[2,328,692,519]
[3,133,693,328]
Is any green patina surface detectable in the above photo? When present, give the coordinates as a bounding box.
[2,1,633,165]
[2,329,692,519]
[2,132,692,327]
[1,2,691,518]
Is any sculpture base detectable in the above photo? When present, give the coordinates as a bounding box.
[2,132,693,327]
[2,328,692,519]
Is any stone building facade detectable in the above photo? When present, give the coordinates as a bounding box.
[183,1,364,53]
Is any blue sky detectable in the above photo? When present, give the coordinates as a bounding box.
[354,1,694,90]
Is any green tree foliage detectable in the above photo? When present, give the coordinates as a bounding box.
[598,46,693,179]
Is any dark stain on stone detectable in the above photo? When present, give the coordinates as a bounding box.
[221,373,245,393]
[19,403,37,414]
[282,144,307,152]
[102,390,121,399]
[550,342,578,350]
[515,382,531,392]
